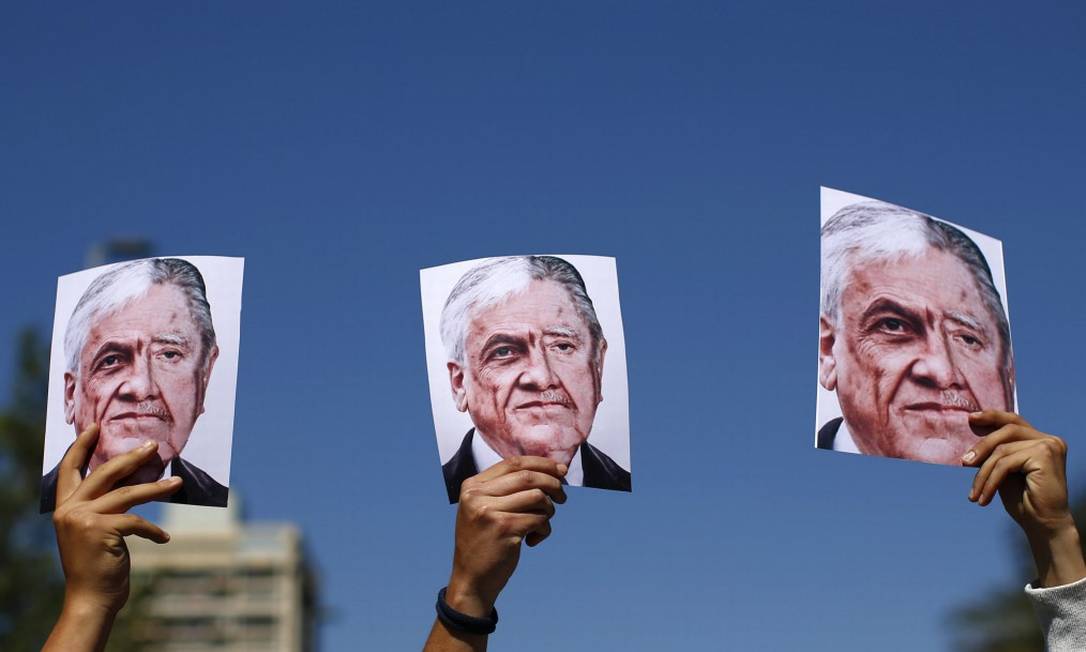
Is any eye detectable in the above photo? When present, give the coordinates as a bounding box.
[493,346,515,358]
[553,342,574,352]
[958,334,982,347]
[878,318,909,333]
[100,354,122,368]
[161,350,181,360]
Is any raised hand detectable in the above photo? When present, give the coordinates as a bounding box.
[43,424,181,652]
[963,411,1085,588]
[425,456,567,651]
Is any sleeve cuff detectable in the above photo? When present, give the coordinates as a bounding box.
[1025,574,1086,598]
[1024,575,1086,651]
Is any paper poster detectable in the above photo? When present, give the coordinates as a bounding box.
[41,256,244,511]
[817,188,1015,465]
[421,255,631,502]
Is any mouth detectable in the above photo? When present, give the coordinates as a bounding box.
[108,412,170,423]
[903,402,976,413]
[515,401,572,410]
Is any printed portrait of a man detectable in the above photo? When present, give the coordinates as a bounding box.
[421,255,631,503]
[816,189,1015,465]
[41,256,244,511]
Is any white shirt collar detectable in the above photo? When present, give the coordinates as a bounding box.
[470,431,505,473]
[565,447,584,487]
[833,420,862,454]
[471,430,584,485]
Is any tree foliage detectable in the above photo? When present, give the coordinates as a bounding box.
[949,492,1086,652]
[0,329,64,650]
[0,328,151,651]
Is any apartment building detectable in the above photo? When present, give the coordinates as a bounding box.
[126,496,318,651]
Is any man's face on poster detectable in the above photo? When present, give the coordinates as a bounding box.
[819,248,1013,464]
[448,279,607,466]
[64,283,218,483]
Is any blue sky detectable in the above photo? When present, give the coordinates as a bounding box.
[2,3,1084,650]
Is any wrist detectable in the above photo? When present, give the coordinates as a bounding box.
[1023,511,1077,538]
[63,590,124,622]
[1025,518,1080,553]
[1026,522,1086,588]
[445,574,496,618]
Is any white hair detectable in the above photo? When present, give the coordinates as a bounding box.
[64,258,216,374]
[821,201,1011,367]
[440,256,604,366]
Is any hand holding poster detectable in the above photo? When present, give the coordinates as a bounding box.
[421,255,631,502]
[40,256,244,511]
[816,188,1016,465]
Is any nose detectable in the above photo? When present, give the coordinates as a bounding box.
[519,344,559,389]
[118,354,159,401]
[910,331,964,389]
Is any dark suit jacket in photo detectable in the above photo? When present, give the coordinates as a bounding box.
[817,416,844,451]
[442,428,632,503]
[40,455,229,513]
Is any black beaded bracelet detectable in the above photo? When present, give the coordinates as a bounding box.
[436,587,499,635]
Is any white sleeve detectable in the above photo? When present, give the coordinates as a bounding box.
[1025,576,1086,651]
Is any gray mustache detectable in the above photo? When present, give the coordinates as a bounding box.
[941,391,979,412]
[135,401,172,421]
[538,390,572,406]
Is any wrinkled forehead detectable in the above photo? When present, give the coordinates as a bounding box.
[465,280,588,342]
[81,286,200,352]
[842,249,994,321]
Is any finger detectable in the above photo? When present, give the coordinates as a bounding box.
[490,488,556,518]
[967,410,1032,429]
[56,424,100,506]
[526,520,553,547]
[472,456,568,484]
[977,448,1035,506]
[962,423,1043,467]
[108,513,171,544]
[71,440,161,502]
[480,469,566,502]
[502,513,550,541]
[970,440,1033,502]
[88,476,183,514]
[970,439,1033,500]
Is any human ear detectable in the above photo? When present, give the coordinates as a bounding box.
[447,361,468,412]
[197,345,219,416]
[818,316,838,391]
[1003,359,1016,411]
[594,338,608,403]
[63,372,77,424]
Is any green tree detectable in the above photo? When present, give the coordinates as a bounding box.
[0,329,65,650]
[0,328,152,651]
[949,493,1086,652]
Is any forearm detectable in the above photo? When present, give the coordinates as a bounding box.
[422,581,494,652]
[1027,522,1086,589]
[423,618,488,652]
[42,598,116,652]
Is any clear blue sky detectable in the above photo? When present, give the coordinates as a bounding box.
[3,3,1084,650]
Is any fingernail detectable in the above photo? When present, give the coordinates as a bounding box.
[161,476,181,485]
[969,412,982,418]
[557,464,568,475]
[141,441,157,451]
[961,450,976,463]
